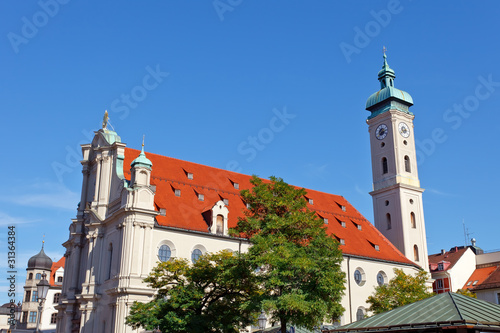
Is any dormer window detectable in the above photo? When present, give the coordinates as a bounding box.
[341,221,346,228]
[438,263,444,271]
[198,194,204,201]
[223,198,229,205]
[374,245,380,251]
[246,203,251,209]
[187,172,193,180]
[340,238,345,245]
[174,189,181,197]
[211,200,229,236]
[308,198,313,205]
[234,182,239,189]
[324,218,328,224]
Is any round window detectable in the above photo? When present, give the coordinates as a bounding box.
[158,245,171,262]
[377,271,387,286]
[354,268,366,286]
[191,249,203,263]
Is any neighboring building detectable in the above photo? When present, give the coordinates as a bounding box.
[464,248,500,304]
[428,246,478,294]
[56,55,428,333]
[19,245,65,332]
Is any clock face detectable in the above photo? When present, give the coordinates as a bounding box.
[375,124,388,140]
[398,122,410,138]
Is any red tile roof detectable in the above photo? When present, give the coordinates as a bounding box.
[123,148,417,266]
[469,265,500,291]
[49,257,65,287]
[428,247,468,272]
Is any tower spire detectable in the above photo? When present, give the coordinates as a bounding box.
[378,49,395,89]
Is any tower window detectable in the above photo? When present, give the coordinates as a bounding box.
[53,293,60,303]
[414,245,419,262]
[28,273,33,280]
[29,311,37,323]
[382,157,388,174]
[411,212,416,228]
[25,291,31,302]
[386,213,391,230]
[51,313,57,324]
[404,155,411,172]
[36,273,41,280]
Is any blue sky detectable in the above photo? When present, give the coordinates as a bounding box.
[1,1,499,303]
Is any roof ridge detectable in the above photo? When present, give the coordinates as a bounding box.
[449,292,465,321]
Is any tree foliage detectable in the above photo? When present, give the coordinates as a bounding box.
[367,268,434,314]
[231,176,345,333]
[455,288,477,298]
[126,250,260,333]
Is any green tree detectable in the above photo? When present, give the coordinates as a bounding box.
[367,268,434,314]
[126,250,260,333]
[231,176,345,333]
[455,288,477,298]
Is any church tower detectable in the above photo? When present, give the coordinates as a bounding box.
[366,53,429,271]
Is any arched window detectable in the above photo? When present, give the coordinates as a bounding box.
[356,307,366,321]
[382,157,388,174]
[28,273,33,280]
[158,245,171,262]
[216,215,224,235]
[404,155,411,172]
[53,293,60,304]
[50,312,57,324]
[35,273,41,280]
[386,213,391,230]
[414,245,419,261]
[411,212,416,228]
[191,249,202,263]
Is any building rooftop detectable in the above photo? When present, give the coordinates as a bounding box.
[428,247,469,272]
[123,147,417,267]
[323,292,500,333]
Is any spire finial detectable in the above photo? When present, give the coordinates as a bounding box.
[42,235,45,249]
[383,46,387,56]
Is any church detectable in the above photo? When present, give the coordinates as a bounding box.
[56,55,429,333]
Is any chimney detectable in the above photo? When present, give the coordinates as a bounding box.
[441,249,446,255]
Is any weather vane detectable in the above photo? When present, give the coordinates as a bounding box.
[142,134,145,147]
[383,46,387,55]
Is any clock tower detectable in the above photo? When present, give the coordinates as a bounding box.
[366,54,429,271]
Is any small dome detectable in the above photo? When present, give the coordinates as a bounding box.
[131,145,152,169]
[27,247,53,271]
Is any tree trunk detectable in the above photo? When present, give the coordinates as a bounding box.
[280,316,287,333]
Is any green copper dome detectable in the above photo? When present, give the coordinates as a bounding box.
[131,144,152,169]
[366,54,413,119]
